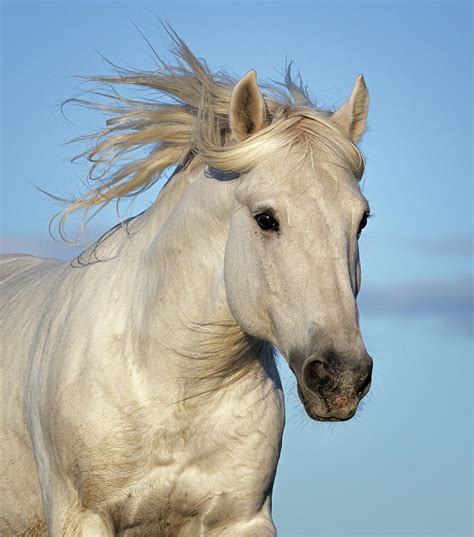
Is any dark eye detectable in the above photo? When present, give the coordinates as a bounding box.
[255,213,279,232]
[357,212,370,238]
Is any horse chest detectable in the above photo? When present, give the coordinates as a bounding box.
[106,383,284,534]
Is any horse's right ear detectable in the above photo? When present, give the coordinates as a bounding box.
[230,71,267,141]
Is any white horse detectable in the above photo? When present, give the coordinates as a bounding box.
[0,34,373,536]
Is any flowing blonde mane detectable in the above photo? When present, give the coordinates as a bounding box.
[59,28,364,235]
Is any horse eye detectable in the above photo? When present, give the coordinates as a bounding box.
[255,213,279,232]
[357,212,369,238]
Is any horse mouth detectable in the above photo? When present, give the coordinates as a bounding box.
[296,382,359,422]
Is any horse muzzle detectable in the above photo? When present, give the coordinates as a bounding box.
[295,352,373,421]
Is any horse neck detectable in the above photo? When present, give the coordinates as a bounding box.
[131,161,272,396]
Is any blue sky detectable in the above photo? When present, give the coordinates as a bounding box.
[1,2,472,535]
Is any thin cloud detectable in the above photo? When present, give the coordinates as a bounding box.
[359,277,473,334]
[406,236,473,256]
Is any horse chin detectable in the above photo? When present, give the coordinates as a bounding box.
[296,383,359,422]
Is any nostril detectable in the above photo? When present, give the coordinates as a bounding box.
[303,360,336,393]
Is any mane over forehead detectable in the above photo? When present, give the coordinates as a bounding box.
[202,107,365,180]
[57,28,364,236]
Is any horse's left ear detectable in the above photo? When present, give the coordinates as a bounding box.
[230,70,267,141]
[331,75,369,144]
